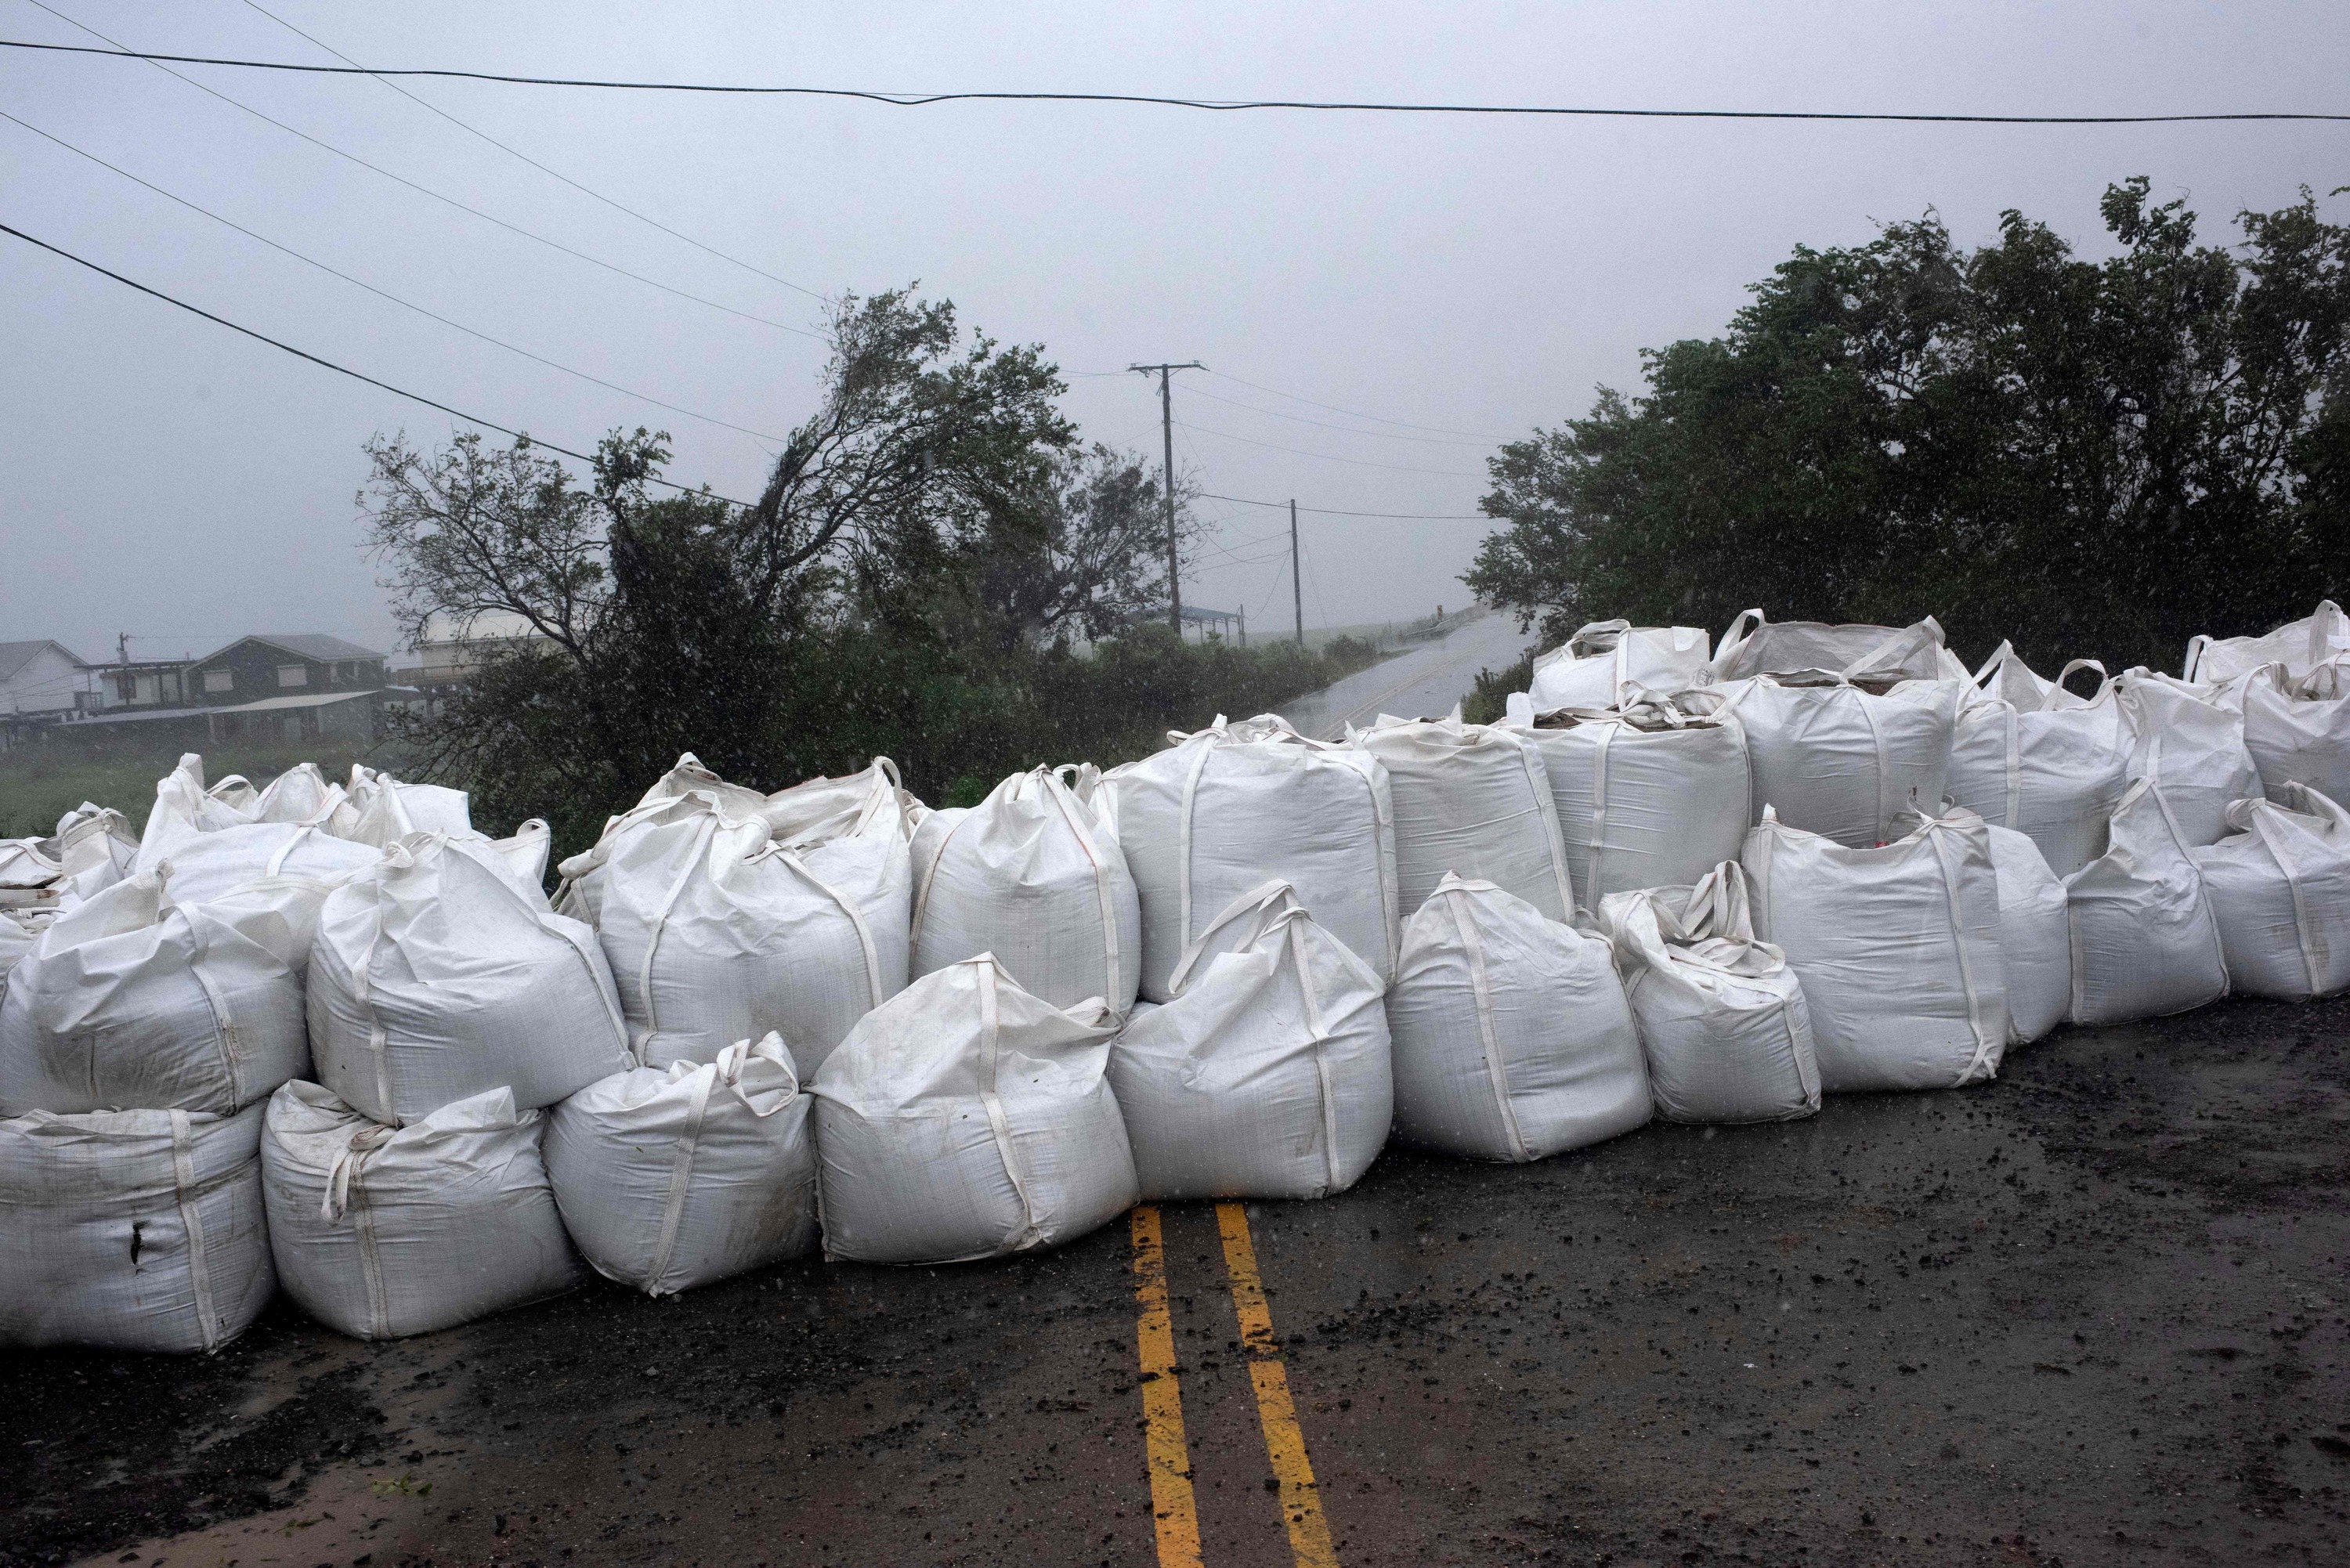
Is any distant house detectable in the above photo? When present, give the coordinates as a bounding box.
[49,633,405,750]
[0,640,100,717]
[394,612,560,717]
[185,634,390,706]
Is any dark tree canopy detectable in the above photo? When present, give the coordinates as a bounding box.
[1466,179,2350,673]
[356,289,1289,850]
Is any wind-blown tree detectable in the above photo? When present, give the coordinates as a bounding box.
[1467,179,2350,671]
[360,289,1214,845]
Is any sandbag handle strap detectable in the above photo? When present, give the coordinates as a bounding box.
[178,905,251,1111]
[2048,659,2111,709]
[1042,769,1127,1010]
[2246,804,2326,995]
[324,1122,397,1339]
[645,1064,718,1292]
[1167,880,1298,996]
[1923,824,2002,1085]
[168,1111,225,1352]
[633,814,722,1055]
[973,962,1042,1251]
[1174,735,1217,953]
[774,849,888,1013]
[1442,882,1528,1162]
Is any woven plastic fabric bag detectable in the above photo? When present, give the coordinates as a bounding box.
[1104,714,1398,1002]
[811,956,1137,1265]
[1387,873,1649,1161]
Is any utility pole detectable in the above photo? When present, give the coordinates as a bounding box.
[1128,361,1204,634]
[1289,499,1304,647]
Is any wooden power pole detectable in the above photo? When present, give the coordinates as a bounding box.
[1129,361,1203,634]
[1290,499,1304,646]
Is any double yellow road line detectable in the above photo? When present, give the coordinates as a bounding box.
[1130,1202,1339,1568]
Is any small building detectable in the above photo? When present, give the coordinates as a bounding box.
[99,659,191,710]
[0,640,100,717]
[183,634,390,707]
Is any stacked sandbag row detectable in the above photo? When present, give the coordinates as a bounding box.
[16,595,2350,1348]
[0,751,638,1351]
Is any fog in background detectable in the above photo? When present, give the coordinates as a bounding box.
[2,0,2345,665]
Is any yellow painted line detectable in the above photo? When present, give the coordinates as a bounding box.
[1216,1201,1340,1568]
[1130,1205,1203,1568]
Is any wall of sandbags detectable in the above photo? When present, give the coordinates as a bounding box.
[2,599,2345,1351]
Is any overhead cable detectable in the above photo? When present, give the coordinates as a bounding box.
[0,218,755,508]
[5,39,2345,124]
[1180,381,1493,446]
[0,108,789,444]
[1199,493,1491,521]
[16,3,819,338]
[1200,369,1503,440]
[1175,417,1485,478]
[236,0,826,303]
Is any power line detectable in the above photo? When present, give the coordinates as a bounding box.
[1175,416,1485,478]
[236,0,826,304]
[16,2,819,338]
[1180,381,1494,447]
[0,217,755,508]
[0,107,789,444]
[6,39,2346,124]
[1202,370,1503,440]
[1199,492,1491,521]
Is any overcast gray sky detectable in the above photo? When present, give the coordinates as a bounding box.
[2,1,2345,665]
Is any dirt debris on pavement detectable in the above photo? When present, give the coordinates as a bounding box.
[4,995,2346,1567]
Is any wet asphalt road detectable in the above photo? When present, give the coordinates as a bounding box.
[1278,615,1535,740]
[5,994,2348,1568]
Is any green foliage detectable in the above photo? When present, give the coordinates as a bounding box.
[424,624,1366,856]
[1466,180,2350,672]
[359,287,1343,857]
[1460,651,1537,727]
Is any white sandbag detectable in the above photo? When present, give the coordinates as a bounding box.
[1104,715,1398,1001]
[912,764,1141,1013]
[545,1031,818,1295]
[2240,661,2350,807]
[261,1082,579,1339]
[2190,783,2350,999]
[1985,824,2070,1044]
[811,956,1137,1264]
[2113,670,2264,847]
[50,805,139,905]
[0,911,38,987]
[2064,778,2230,1024]
[556,756,910,1079]
[338,765,472,846]
[1726,674,1963,848]
[1526,620,1711,710]
[136,754,255,871]
[1596,864,1820,1124]
[1350,710,1575,920]
[0,837,58,894]
[129,822,380,910]
[0,1101,273,1353]
[0,869,313,1115]
[1514,694,1751,903]
[1743,806,2008,1093]
[1946,646,2134,878]
[1710,611,1962,685]
[2184,600,2350,685]
[1109,880,1391,1198]
[1386,873,1649,1161]
[310,833,631,1126]
[250,764,346,826]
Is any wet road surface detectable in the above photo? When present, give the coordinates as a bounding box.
[5,993,2348,1567]
[1278,615,1535,740]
